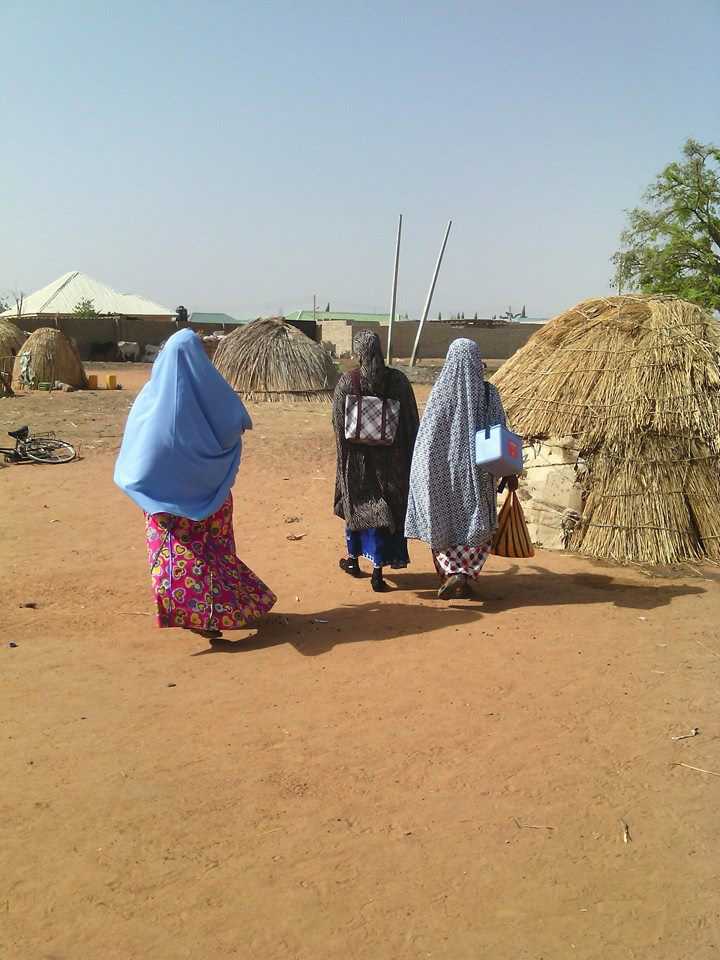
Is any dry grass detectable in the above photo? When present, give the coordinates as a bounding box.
[214,317,338,402]
[492,295,720,565]
[13,327,88,390]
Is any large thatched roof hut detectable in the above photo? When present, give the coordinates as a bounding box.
[13,327,88,390]
[214,317,338,402]
[492,295,720,565]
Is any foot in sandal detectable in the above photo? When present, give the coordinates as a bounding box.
[189,627,223,640]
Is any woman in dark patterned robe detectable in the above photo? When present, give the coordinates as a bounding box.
[332,331,420,592]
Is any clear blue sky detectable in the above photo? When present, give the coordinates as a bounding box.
[2,0,718,320]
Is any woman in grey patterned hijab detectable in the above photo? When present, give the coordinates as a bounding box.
[405,338,517,599]
[332,330,420,592]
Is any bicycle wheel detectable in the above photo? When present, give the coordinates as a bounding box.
[24,438,77,464]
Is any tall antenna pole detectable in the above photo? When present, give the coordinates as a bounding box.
[410,219,452,367]
[386,214,402,366]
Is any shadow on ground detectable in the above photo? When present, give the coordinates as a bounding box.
[193,564,705,657]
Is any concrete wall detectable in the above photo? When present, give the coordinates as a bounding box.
[287,318,318,341]
[13,315,232,359]
[379,321,539,360]
[318,319,355,357]
[320,319,539,361]
[13,313,539,363]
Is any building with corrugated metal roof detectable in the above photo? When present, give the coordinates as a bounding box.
[1,271,173,322]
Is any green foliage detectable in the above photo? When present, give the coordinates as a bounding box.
[73,297,97,319]
[613,139,720,310]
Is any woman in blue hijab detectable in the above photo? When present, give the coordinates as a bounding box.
[114,329,276,640]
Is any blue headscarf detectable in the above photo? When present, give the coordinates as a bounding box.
[114,328,252,520]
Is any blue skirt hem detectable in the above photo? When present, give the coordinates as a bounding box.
[345,527,409,569]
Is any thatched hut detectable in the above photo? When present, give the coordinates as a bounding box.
[0,320,25,374]
[0,321,26,396]
[13,327,88,390]
[492,295,720,565]
[214,317,338,402]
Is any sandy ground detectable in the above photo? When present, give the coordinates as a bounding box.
[2,367,720,959]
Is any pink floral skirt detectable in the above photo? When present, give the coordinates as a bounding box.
[144,495,276,631]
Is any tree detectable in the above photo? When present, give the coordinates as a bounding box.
[613,139,720,309]
[0,296,8,314]
[73,298,97,319]
[11,289,24,318]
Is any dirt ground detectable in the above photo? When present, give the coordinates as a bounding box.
[2,366,720,960]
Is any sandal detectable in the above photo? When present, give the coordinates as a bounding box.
[438,574,464,600]
[339,558,362,578]
[190,627,223,640]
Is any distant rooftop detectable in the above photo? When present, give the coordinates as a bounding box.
[287,310,395,325]
[0,270,173,319]
[189,311,244,326]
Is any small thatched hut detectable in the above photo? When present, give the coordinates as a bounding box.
[214,317,338,402]
[13,327,88,390]
[0,320,26,396]
[0,320,26,375]
[492,295,720,565]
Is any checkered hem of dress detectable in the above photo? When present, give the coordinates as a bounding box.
[433,542,491,578]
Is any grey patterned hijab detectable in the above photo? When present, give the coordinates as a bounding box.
[404,338,508,550]
[353,330,386,394]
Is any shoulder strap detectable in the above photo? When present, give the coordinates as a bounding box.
[482,380,492,439]
[350,369,363,440]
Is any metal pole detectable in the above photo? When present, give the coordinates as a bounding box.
[313,294,316,324]
[409,219,452,367]
[387,213,402,366]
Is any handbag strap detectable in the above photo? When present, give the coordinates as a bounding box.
[351,369,362,440]
[482,380,492,439]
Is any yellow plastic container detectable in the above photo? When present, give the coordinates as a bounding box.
[87,374,98,390]
[106,374,117,390]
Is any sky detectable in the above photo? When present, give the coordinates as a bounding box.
[1,0,718,321]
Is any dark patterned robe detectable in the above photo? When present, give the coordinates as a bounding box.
[332,368,420,533]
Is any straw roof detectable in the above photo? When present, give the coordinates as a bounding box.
[0,321,25,396]
[0,320,26,376]
[492,295,720,565]
[213,317,338,402]
[13,327,88,389]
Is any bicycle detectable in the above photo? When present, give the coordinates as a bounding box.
[0,425,76,464]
